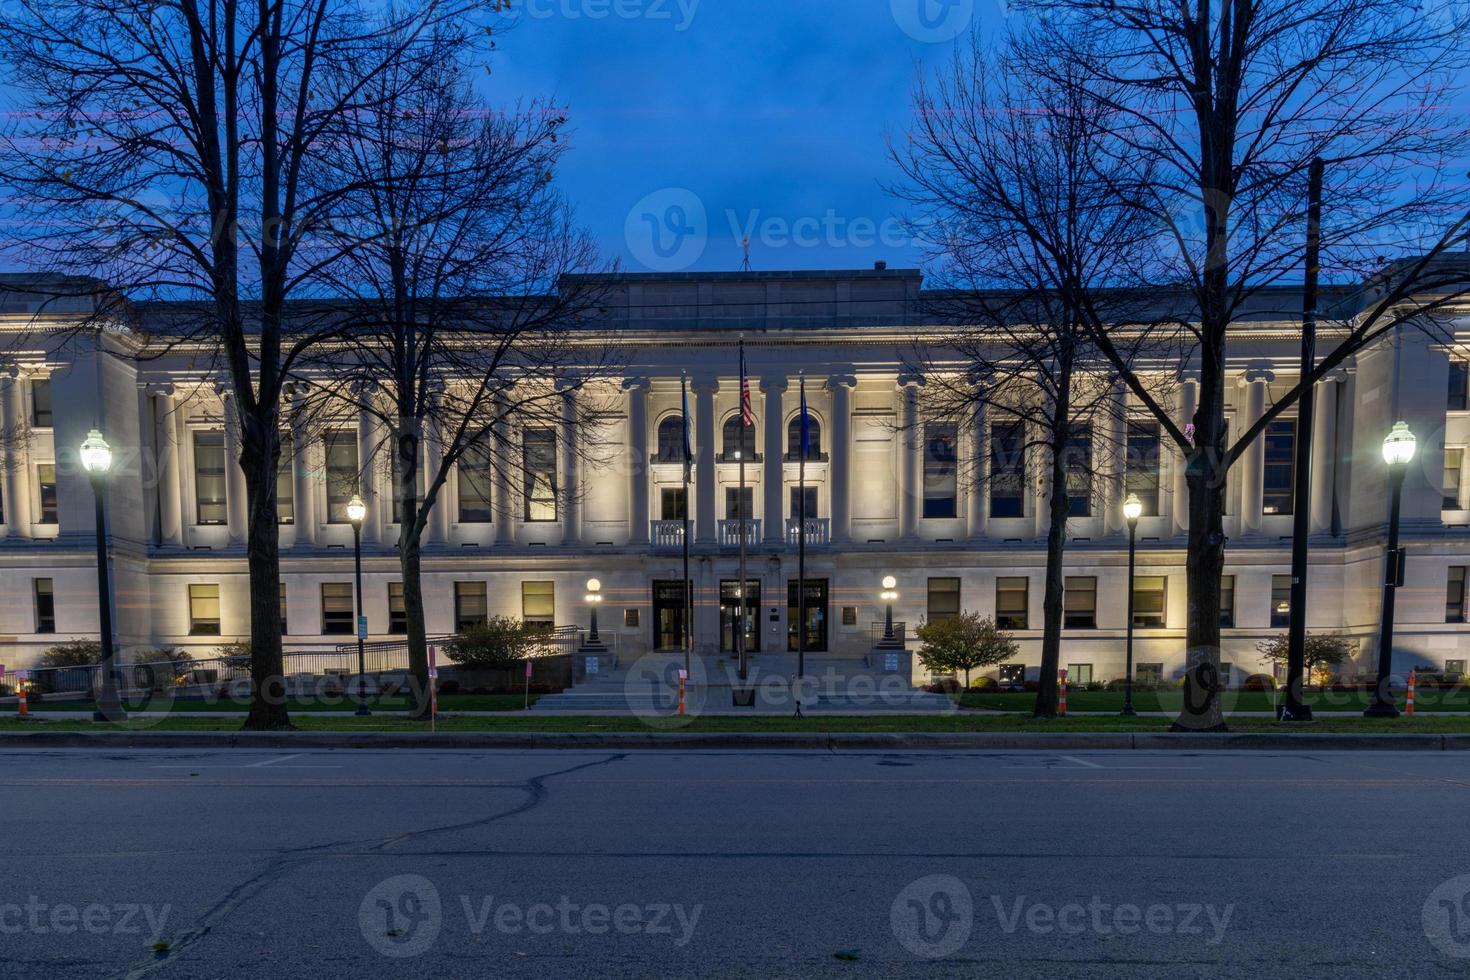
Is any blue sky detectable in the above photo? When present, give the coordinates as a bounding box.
[491,0,996,274]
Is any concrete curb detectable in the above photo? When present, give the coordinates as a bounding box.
[0,731,1464,751]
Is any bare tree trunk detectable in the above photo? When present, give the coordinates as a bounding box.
[1176,364,1228,731]
[240,418,290,730]
[1035,422,1071,717]
[400,532,431,720]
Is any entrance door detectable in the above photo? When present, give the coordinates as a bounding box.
[652,580,690,651]
[787,579,829,652]
[719,579,761,653]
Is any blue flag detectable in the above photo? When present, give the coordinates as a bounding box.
[680,374,693,483]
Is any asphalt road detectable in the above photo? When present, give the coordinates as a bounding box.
[2,748,1468,979]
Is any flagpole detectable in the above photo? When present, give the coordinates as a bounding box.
[796,371,807,718]
[681,373,692,679]
[737,340,748,682]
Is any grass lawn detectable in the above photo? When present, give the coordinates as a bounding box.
[957,688,1457,713]
[21,693,539,714]
[3,713,1470,734]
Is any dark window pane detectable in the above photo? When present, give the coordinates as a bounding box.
[923,424,958,519]
[1126,422,1161,516]
[990,422,1025,518]
[1262,420,1296,515]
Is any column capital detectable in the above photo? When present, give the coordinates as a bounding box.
[556,375,583,394]
[3,364,30,382]
[896,371,926,390]
[214,380,233,400]
[689,374,720,395]
[144,382,176,398]
[621,376,651,392]
[1319,369,1348,385]
[1241,364,1276,385]
[826,373,858,391]
[759,375,787,394]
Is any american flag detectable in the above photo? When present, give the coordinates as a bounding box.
[739,341,753,427]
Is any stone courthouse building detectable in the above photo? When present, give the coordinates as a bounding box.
[1,263,1467,685]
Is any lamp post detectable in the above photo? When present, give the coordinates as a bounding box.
[1121,493,1143,717]
[1365,420,1416,718]
[346,494,370,717]
[583,578,606,650]
[878,575,900,648]
[80,429,126,722]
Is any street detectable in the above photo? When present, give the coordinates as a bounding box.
[1,748,1466,978]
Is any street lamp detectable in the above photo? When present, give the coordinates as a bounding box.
[583,578,606,650]
[80,429,126,722]
[879,575,900,648]
[1121,493,1144,717]
[1365,420,1416,718]
[346,493,370,716]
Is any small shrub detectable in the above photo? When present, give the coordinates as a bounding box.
[444,617,549,669]
[37,641,101,668]
[1242,673,1277,692]
[969,676,998,691]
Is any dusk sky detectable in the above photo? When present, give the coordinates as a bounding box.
[492,0,1002,274]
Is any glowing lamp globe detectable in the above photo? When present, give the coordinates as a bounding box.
[1381,421,1416,467]
[1123,493,1144,523]
[345,494,367,525]
[79,429,113,475]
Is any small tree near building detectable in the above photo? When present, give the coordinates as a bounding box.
[1257,633,1356,689]
[916,613,1019,689]
[444,617,551,670]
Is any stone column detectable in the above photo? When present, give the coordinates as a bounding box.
[559,383,581,547]
[289,384,316,546]
[624,378,650,545]
[897,373,925,540]
[494,394,515,546]
[356,398,382,546]
[1310,372,1344,533]
[219,387,247,545]
[692,376,718,544]
[827,374,855,544]
[1,368,32,538]
[1239,367,1273,533]
[1172,377,1198,535]
[149,384,183,546]
[1104,383,1128,534]
[967,398,987,540]
[424,400,449,546]
[761,376,786,543]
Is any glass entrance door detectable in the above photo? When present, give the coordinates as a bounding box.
[652,580,690,651]
[787,579,829,652]
[719,579,761,653]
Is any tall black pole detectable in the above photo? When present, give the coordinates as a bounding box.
[352,522,370,716]
[1283,156,1325,722]
[1121,519,1137,717]
[795,387,807,718]
[738,342,748,682]
[91,476,125,722]
[1365,464,1407,717]
[683,460,691,679]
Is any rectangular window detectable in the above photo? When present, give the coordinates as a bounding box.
[193,431,228,525]
[1068,663,1093,685]
[1064,427,1092,517]
[841,605,858,626]
[523,428,557,522]
[276,435,294,525]
[995,576,1028,630]
[927,577,961,624]
[321,583,354,635]
[522,580,555,626]
[1445,448,1463,511]
[1270,574,1293,628]
[388,582,407,634]
[457,439,494,524]
[990,422,1025,518]
[33,578,55,633]
[789,485,819,519]
[624,608,640,629]
[455,581,488,631]
[998,663,1025,687]
[1262,420,1296,515]
[189,584,221,636]
[1126,421,1161,517]
[1219,575,1236,629]
[922,423,958,519]
[30,378,52,427]
[725,486,753,520]
[1133,575,1167,628]
[36,463,57,524]
[660,487,687,520]
[1136,663,1163,686]
[324,432,359,524]
[1448,567,1467,624]
[1063,576,1097,629]
[1451,360,1469,411]
[1447,659,1466,675]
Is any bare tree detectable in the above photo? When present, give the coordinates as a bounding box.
[892,37,1171,716]
[298,51,612,717]
[1020,0,1470,728]
[0,0,480,728]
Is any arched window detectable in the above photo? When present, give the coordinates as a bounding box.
[787,414,822,460]
[656,415,687,463]
[722,414,757,461]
